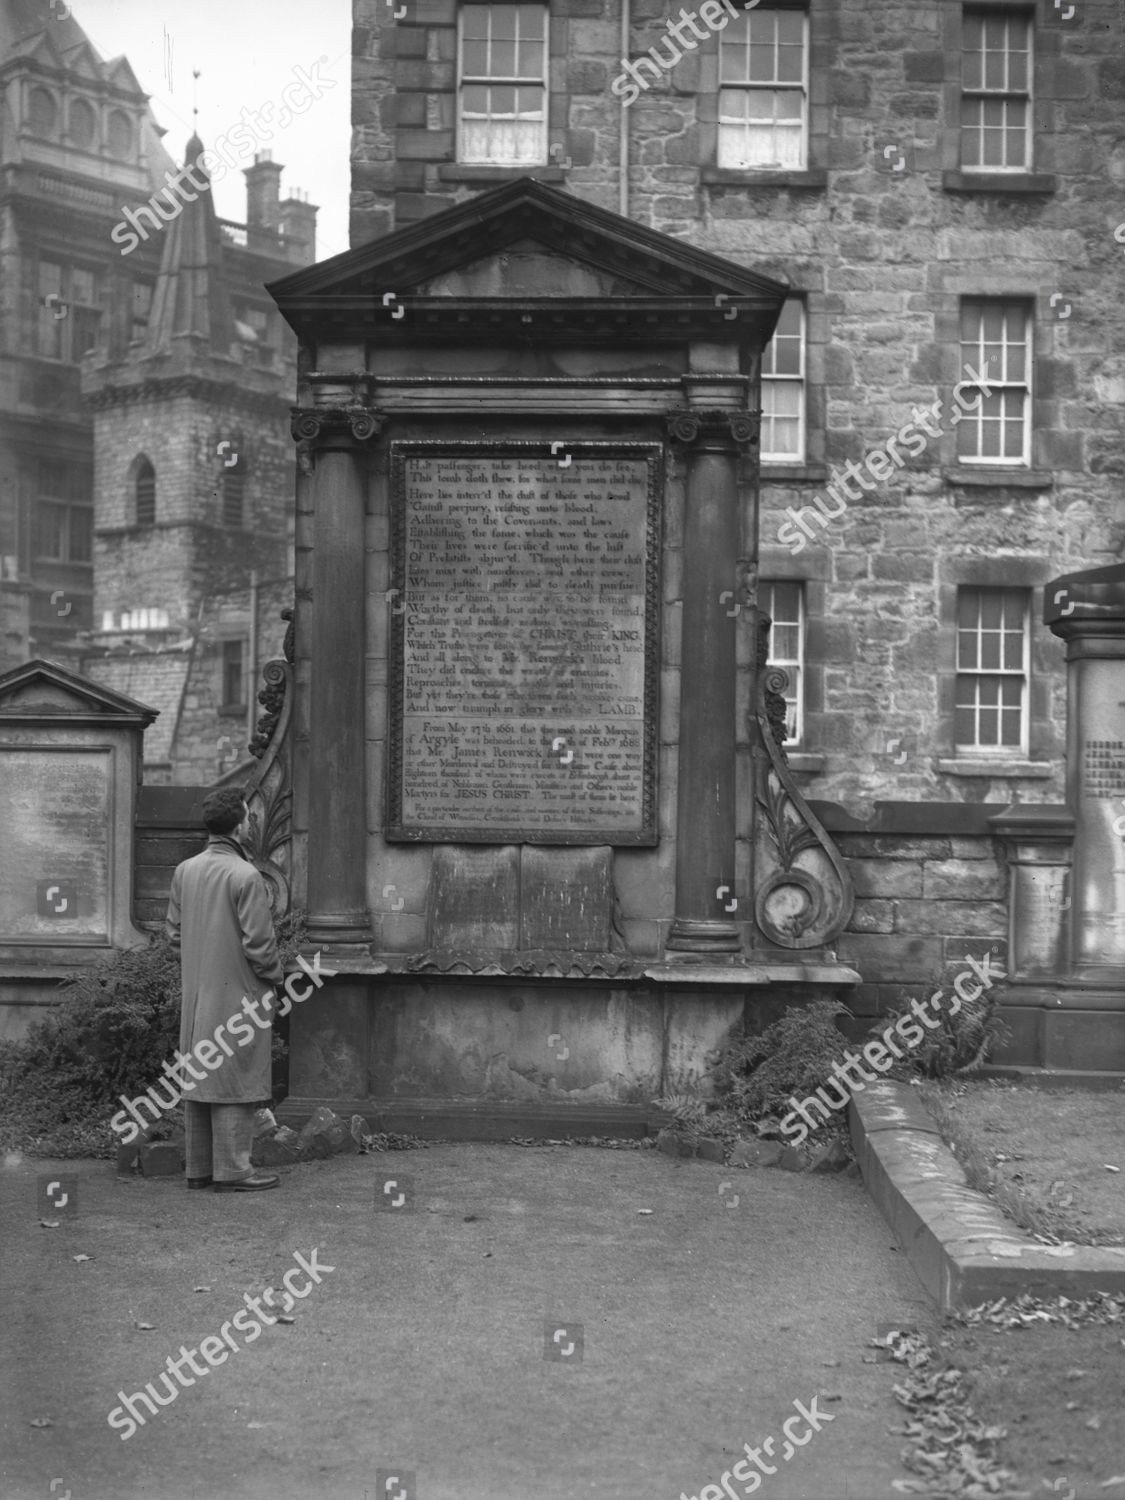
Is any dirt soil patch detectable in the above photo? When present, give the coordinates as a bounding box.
[922,1079,1125,1246]
[933,1297,1125,1499]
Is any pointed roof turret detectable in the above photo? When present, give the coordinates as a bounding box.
[144,134,234,355]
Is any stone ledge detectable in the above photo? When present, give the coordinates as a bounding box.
[762,462,834,480]
[701,167,827,189]
[437,165,565,183]
[643,961,861,985]
[761,463,829,483]
[936,758,1054,778]
[850,1079,1125,1311]
[275,1096,671,1141]
[942,467,1054,489]
[942,170,1057,194]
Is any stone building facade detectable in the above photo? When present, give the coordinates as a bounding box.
[0,0,316,783]
[74,133,309,784]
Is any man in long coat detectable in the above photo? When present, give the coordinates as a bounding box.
[166,786,285,1192]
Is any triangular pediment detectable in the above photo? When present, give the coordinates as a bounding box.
[418,237,639,299]
[103,54,146,95]
[0,659,158,725]
[9,31,59,67]
[268,177,788,343]
[60,39,104,83]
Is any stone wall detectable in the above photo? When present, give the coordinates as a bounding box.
[835,828,1008,1032]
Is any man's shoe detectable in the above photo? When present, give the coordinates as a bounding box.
[187,1176,213,1190]
[213,1173,279,1193]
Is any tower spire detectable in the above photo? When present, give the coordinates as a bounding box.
[143,132,234,356]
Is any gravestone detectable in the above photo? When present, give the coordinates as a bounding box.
[0,659,155,1039]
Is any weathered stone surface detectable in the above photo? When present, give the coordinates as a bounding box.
[297,1106,353,1159]
[695,1137,725,1163]
[731,1140,783,1169]
[809,1140,851,1173]
[139,1141,181,1176]
[777,1146,808,1173]
[253,1125,301,1167]
[116,1140,141,1175]
[654,1128,697,1158]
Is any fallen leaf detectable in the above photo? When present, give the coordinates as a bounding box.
[276,1314,296,1325]
[193,1285,211,1293]
[1087,1415,1102,1430]
[28,1417,53,1428]
[1105,1166,1120,1173]
[39,1220,59,1229]
[637,1209,653,1216]
[134,1321,156,1331]
[71,1254,91,1263]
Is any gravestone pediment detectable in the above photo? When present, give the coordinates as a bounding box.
[269,176,788,343]
[0,659,157,726]
[416,238,640,300]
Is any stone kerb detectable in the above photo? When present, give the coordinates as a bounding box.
[851,1080,1125,1311]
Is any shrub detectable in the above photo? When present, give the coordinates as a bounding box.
[710,999,853,1126]
[0,909,306,1159]
[868,977,1010,1080]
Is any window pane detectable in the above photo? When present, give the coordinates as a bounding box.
[70,507,92,563]
[463,6,489,38]
[463,40,488,73]
[29,87,57,136]
[107,109,132,156]
[491,40,515,74]
[34,503,66,558]
[69,98,96,148]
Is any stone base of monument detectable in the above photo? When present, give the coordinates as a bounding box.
[991,984,1125,1073]
[275,959,860,1140]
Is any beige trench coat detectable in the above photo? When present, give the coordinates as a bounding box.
[165,836,284,1104]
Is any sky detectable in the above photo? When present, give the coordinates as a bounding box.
[73,0,352,260]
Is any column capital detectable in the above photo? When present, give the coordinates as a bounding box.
[664,408,761,450]
[290,405,386,447]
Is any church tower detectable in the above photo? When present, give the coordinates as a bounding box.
[78,137,303,782]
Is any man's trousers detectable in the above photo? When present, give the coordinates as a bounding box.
[184,1100,255,1182]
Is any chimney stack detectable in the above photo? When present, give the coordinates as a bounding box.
[244,152,283,233]
[279,189,319,267]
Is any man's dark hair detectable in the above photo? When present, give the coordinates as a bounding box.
[201,787,248,836]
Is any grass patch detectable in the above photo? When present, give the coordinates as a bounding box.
[920,1078,1125,1247]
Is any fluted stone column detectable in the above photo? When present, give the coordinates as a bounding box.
[291,408,380,946]
[666,409,759,953]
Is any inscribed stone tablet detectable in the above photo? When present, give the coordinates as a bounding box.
[387,443,660,843]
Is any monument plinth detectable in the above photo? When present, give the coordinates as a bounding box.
[990,563,1125,1072]
[268,179,857,1133]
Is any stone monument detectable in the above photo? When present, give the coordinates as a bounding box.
[267,179,857,1133]
[0,659,155,1039]
[993,562,1125,1071]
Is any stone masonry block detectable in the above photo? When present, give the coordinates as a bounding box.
[922,861,1007,902]
[847,860,923,899]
